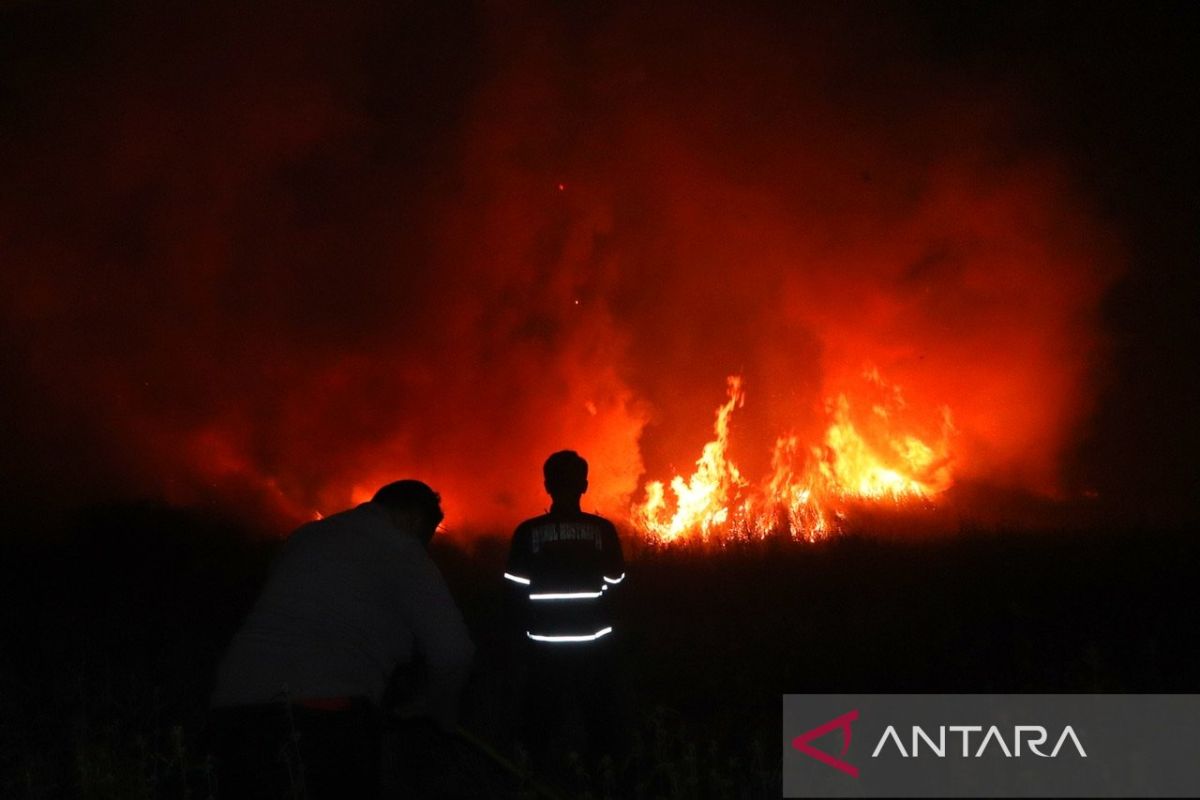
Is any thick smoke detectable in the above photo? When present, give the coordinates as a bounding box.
[0,2,1120,535]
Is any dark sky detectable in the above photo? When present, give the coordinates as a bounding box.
[1,1,1196,534]
[918,2,1200,523]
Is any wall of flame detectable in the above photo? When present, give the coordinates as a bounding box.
[0,3,1122,536]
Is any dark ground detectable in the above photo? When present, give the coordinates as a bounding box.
[2,504,1197,797]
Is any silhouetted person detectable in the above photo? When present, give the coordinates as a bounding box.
[210,480,474,799]
[505,450,627,775]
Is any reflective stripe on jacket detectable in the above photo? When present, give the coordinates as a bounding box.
[506,511,625,642]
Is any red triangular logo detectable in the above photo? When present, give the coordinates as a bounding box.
[791,709,860,778]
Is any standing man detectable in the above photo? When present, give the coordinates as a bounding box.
[505,450,627,771]
[211,479,474,799]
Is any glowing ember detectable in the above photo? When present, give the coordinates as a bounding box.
[634,369,955,543]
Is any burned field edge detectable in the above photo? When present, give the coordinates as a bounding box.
[2,504,1197,794]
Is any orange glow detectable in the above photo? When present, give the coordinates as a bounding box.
[0,3,1123,537]
[634,368,955,543]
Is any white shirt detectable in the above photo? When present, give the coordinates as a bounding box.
[212,502,474,727]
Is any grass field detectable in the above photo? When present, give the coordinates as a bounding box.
[3,503,1196,797]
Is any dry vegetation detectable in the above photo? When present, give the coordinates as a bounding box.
[3,505,1195,797]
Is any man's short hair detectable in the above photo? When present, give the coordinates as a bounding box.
[543,450,588,496]
[372,480,444,528]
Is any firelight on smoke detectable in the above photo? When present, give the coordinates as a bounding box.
[0,2,1123,538]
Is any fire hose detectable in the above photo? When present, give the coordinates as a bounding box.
[454,725,564,800]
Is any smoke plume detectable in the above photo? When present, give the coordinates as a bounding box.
[0,2,1120,535]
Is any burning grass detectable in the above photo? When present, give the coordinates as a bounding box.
[633,370,954,545]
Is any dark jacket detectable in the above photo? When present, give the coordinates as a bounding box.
[505,509,625,642]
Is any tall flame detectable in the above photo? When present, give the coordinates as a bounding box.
[634,369,955,543]
[637,376,749,540]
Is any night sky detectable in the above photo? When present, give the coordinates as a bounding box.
[1,1,1196,536]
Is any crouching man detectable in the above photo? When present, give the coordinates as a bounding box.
[210,480,474,799]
